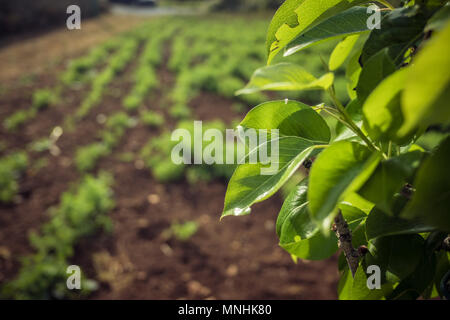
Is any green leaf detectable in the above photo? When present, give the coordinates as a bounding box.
[345,47,362,100]
[276,179,311,237]
[308,141,381,232]
[387,241,437,299]
[338,262,392,300]
[236,63,334,95]
[222,136,318,218]
[401,136,450,232]
[356,49,396,104]
[267,0,369,64]
[358,151,424,214]
[360,6,429,66]
[367,234,424,283]
[434,251,450,298]
[399,21,450,136]
[277,179,338,260]
[366,207,435,240]
[240,100,330,142]
[266,0,306,56]
[285,6,375,56]
[329,34,360,71]
[342,192,374,215]
[339,202,367,226]
[425,2,450,32]
[362,68,408,143]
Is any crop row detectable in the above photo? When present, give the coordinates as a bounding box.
[75,37,140,119]
[2,40,122,133]
[139,120,241,184]
[2,173,115,299]
[122,24,177,112]
[0,152,28,203]
[75,112,135,172]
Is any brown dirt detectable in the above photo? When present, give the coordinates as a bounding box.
[0,18,340,299]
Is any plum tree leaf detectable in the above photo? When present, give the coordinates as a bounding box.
[399,21,450,136]
[236,63,334,95]
[222,137,320,218]
[356,48,396,104]
[358,150,423,214]
[267,0,369,64]
[366,207,435,240]
[401,136,450,232]
[240,100,330,142]
[329,34,360,71]
[367,234,424,283]
[277,179,338,260]
[425,2,450,32]
[285,6,377,56]
[362,68,409,143]
[338,262,393,300]
[308,141,381,232]
[360,6,429,66]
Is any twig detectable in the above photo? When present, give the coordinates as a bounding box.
[441,236,450,252]
[333,211,360,277]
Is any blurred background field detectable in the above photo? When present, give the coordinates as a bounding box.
[0,0,343,299]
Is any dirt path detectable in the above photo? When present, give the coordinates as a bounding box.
[0,14,148,84]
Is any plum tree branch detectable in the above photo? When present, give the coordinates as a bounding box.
[334,211,360,277]
[441,236,450,252]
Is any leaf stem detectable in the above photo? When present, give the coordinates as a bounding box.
[378,0,395,10]
[327,88,381,154]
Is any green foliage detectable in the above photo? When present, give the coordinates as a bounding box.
[223,0,450,300]
[277,179,339,260]
[61,41,117,85]
[27,138,52,153]
[164,221,199,242]
[3,89,56,131]
[240,100,331,142]
[399,20,450,136]
[140,130,185,182]
[75,143,109,172]
[308,141,380,232]
[140,120,238,183]
[140,110,165,128]
[169,104,192,119]
[236,62,334,95]
[266,0,369,64]
[3,110,31,131]
[122,28,174,111]
[402,136,450,232]
[76,38,139,119]
[75,112,134,172]
[360,5,429,66]
[284,6,380,56]
[32,89,56,111]
[0,152,28,203]
[1,173,114,299]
